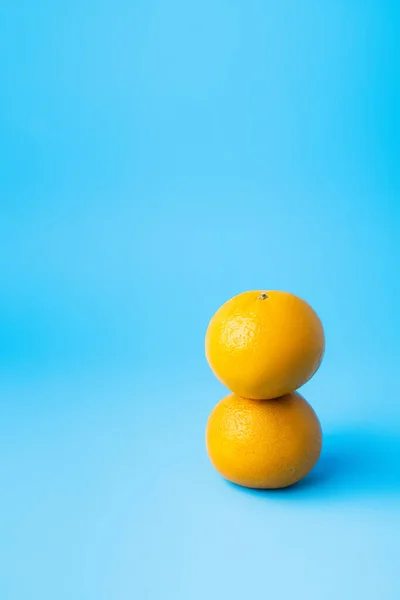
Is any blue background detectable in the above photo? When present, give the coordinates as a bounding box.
[1,1,399,598]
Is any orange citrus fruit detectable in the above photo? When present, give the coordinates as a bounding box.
[206,391,322,489]
[205,290,325,399]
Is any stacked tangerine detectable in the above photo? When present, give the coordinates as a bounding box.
[205,290,325,489]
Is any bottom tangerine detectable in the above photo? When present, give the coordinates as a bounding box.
[206,392,322,489]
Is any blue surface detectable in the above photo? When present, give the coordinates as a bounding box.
[1,1,399,599]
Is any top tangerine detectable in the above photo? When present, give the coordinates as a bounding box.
[205,290,325,399]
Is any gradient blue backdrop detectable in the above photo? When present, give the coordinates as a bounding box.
[1,1,399,599]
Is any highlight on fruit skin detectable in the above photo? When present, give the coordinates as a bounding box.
[206,391,322,489]
[205,290,325,400]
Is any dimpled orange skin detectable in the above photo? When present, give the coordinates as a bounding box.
[205,290,325,400]
[206,392,322,489]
